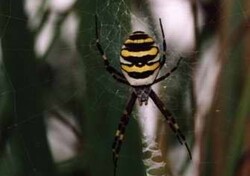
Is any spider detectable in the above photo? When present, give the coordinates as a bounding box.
[95,16,192,175]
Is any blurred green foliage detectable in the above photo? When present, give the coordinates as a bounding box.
[0,0,250,176]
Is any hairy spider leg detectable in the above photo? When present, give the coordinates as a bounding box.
[112,92,137,176]
[159,18,167,67]
[155,18,184,85]
[153,57,182,84]
[149,90,192,159]
[95,15,129,85]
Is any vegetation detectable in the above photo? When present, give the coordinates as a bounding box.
[0,0,249,176]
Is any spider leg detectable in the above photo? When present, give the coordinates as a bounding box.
[95,15,129,85]
[156,19,182,84]
[153,57,182,84]
[159,18,167,67]
[112,92,137,176]
[149,90,192,159]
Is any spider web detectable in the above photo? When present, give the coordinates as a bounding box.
[0,0,249,176]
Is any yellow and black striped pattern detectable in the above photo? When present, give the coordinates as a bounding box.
[120,31,160,84]
[121,62,160,73]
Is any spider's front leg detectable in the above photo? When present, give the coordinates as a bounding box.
[149,90,192,159]
[112,92,137,176]
[95,15,129,85]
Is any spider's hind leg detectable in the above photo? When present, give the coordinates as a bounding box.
[95,15,129,85]
[159,18,167,67]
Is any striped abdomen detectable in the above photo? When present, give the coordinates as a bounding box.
[120,31,161,86]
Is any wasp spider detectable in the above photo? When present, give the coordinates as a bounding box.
[95,16,192,175]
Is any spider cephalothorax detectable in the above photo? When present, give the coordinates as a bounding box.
[133,86,151,105]
[95,15,192,176]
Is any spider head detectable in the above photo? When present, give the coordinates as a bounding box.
[134,87,151,106]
